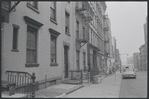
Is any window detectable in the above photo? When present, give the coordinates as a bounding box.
[50,2,56,21]
[93,16,94,27]
[27,1,39,13]
[28,1,38,9]
[83,52,86,66]
[24,16,43,67]
[65,12,70,35]
[91,29,92,44]
[49,28,60,66]
[76,21,79,38]
[12,24,19,51]
[51,35,56,63]
[76,50,80,70]
[26,26,37,63]
[2,1,11,10]
[83,27,85,39]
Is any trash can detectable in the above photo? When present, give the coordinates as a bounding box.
[92,75,102,84]
[98,75,102,83]
[82,72,87,80]
[2,80,16,96]
[92,75,98,84]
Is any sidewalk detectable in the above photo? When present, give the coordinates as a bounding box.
[1,71,121,98]
[35,84,83,98]
[63,71,122,98]
[34,71,121,98]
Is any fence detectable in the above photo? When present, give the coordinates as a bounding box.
[90,68,100,82]
[6,70,36,98]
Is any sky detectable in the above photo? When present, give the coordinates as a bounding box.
[106,2,147,59]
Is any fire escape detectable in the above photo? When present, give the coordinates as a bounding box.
[75,2,94,48]
[1,1,21,23]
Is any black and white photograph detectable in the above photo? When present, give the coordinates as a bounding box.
[1,1,147,98]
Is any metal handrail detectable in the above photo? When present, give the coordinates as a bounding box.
[6,70,36,98]
[6,70,32,76]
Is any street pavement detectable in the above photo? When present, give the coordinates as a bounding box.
[119,71,147,98]
[63,71,122,98]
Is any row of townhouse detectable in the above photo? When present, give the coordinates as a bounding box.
[133,44,146,71]
[133,16,148,71]
[133,52,140,70]
[1,1,118,92]
[139,44,147,71]
[143,16,147,71]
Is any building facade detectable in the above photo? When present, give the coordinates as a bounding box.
[139,44,146,71]
[1,1,77,87]
[1,1,114,90]
[127,56,133,65]
[143,16,147,71]
[133,52,140,70]
[103,15,112,74]
[115,49,121,71]
[111,37,117,72]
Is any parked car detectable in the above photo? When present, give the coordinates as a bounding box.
[122,66,136,79]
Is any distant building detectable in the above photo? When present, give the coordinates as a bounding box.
[104,15,112,74]
[115,49,121,70]
[133,52,140,70]
[111,37,117,71]
[139,44,146,71]
[143,16,147,71]
[127,57,133,65]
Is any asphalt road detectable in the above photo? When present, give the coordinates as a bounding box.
[119,71,147,98]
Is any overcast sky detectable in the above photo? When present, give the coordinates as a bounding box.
[106,2,147,58]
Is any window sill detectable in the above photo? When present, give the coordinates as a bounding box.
[65,33,71,36]
[27,3,40,14]
[25,63,39,67]
[50,63,58,66]
[50,18,58,25]
[11,49,19,52]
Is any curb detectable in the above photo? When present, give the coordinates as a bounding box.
[54,93,66,98]
[54,85,84,98]
[82,82,92,87]
[65,85,84,95]
[101,75,108,80]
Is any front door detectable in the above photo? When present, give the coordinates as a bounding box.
[64,46,69,78]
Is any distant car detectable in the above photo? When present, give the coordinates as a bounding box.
[122,67,136,79]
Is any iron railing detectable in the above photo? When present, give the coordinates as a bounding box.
[90,68,100,82]
[76,30,89,43]
[6,70,36,98]
[63,69,90,84]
